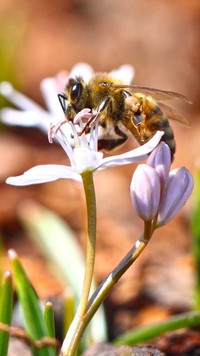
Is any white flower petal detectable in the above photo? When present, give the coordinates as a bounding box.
[73,148,104,172]
[109,64,135,84]
[40,77,66,116]
[97,131,164,169]
[0,108,53,133]
[55,71,69,90]
[6,165,81,186]
[0,108,40,127]
[55,133,75,166]
[7,175,58,186]
[0,82,42,111]
[69,63,94,83]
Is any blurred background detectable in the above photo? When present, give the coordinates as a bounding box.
[0,0,200,350]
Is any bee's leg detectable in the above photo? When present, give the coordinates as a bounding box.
[98,125,128,151]
[78,114,98,136]
[58,93,68,113]
[78,98,111,136]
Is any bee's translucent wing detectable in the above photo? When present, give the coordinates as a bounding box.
[106,83,191,103]
[159,102,190,127]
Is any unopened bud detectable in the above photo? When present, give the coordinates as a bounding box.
[147,142,171,189]
[157,167,194,227]
[130,164,161,221]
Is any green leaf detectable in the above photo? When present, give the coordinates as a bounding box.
[63,292,75,336]
[19,202,107,345]
[191,169,200,310]
[19,202,86,296]
[9,249,55,356]
[43,302,56,356]
[44,302,55,339]
[0,271,13,356]
[114,311,200,346]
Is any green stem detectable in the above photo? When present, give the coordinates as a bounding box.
[77,170,97,317]
[61,170,96,355]
[86,221,153,323]
[61,221,154,355]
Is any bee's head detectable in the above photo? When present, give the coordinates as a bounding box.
[58,77,84,116]
[58,76,89,119]
[65,76,89,112]
[67,77,83,101]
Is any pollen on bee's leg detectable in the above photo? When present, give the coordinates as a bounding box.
[77,125,91,136]
[125,96,140,113]
[75,111,97,136]
[48,119,67,143]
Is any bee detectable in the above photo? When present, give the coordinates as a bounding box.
[58,73,190,160]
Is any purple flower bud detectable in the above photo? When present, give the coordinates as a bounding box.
[130,164,161,221]
[147,142,171,189]
[157,167,194,227]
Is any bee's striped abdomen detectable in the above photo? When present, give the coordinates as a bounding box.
[145,105,176,160]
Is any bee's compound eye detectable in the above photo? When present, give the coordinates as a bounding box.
[70,83,83,101]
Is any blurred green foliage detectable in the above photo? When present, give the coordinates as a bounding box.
[191,169,200,310]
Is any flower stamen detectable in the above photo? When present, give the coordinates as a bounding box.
[48,119,67,143]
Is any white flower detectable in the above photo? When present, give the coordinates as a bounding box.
[6,113,164,186]
[2,62,163,186]
[0,63,134,138]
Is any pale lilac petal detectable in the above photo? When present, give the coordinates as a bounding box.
[147,142,171,188]
[0,82,42,111]
[6,165,81,186]
[69,63,94,83]
[109,64,135,84]
[157,167,194,226]
[130,165,161,221]
[97,131,164,169]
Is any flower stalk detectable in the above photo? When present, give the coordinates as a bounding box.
[61,170,97,355]
[60,161,160,355]
[63,226,154,351]
[78,170,97,317]
[61,233,152,356]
